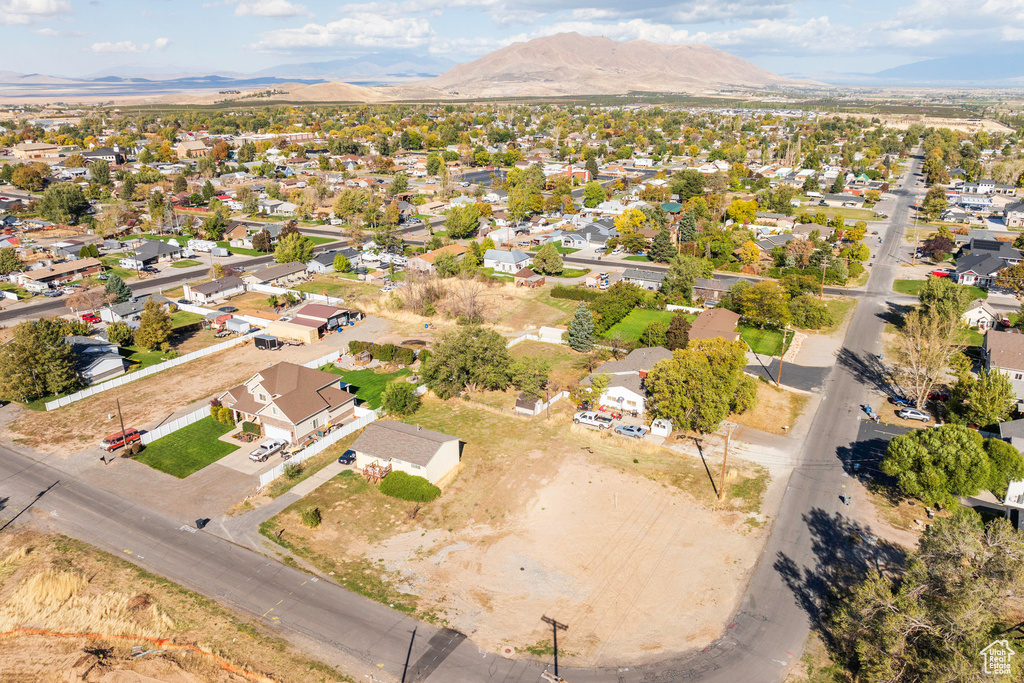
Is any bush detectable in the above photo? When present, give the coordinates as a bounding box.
[381,382,421,416]
[242,421,261,435]
[550,284,601,301]
[393,346,416,365]
[300,507,321,528]
[789,294,835,329]
[379,471,441,502]
[283,462,303,480]
[376,343,396,362]
[417,349,431,365]
[107,321,135,346]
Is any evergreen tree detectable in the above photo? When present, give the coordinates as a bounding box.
[585,156,599,180]
[201,180,216,201]
[531,242,564,274]
[665,314,691,350]
[133,299,172,350]
[649,227,675,263]
[0,318,80,401]
[104,274,132,303]
[677,211,698,243]
[830,175,844,194]
[567,304,595,352]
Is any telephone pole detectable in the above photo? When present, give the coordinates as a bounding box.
[541,615,569,676]
[718,428,732,502]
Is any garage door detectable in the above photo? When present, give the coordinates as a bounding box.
[263,423,293,443]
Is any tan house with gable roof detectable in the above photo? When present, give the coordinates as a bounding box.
[219,362,356,444]
[351,421,461,485]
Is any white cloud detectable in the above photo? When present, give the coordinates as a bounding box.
[253,13,434,50]
[153,37,171,50]
[0,0,71,25]
[91,41,141,53]
[234,0,307,18]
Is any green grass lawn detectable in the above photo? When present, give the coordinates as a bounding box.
[893,279,986,300]
[214,241,263,257]
[170,259,204,268]
[965,328,985,346]
[139,234,175,242]
[623,254,652,262]
[739,325,794,356]
[135,417,239,478]
[0,282,30,299]
[170,310,204,328]
[529,244,580,255]
[550,267,591,278]
[318,366,411,409]
[122,346,168,371]
[306,236,338,245]
[602,309,677,342]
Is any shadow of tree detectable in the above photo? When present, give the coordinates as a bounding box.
[773,508,907,649]
[836,347,893,395]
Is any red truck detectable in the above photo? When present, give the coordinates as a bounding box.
[101,428,141,452]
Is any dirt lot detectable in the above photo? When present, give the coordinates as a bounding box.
[4,320,388,454]
[731,383,809,435]
[0,530,350,683]
[264,398,772,667]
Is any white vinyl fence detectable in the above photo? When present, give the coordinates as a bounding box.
[537,390,570,413]
[301,291,346,307]
[302,350,344,369]
[258,408,379,488]
[45,331,260,411]
[140,406,210,445]
[247,283,291,296]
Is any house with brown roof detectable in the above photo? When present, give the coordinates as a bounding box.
[689,308,741,342]
[244,261,308,286]
[582,346,673,414]
[407,244,468,274]
[176,140,210,158]
[18,257,102,287]
[351,420,461,485]
[12,141,59,160]
[984,330,1024,405]
[219,362,356,444]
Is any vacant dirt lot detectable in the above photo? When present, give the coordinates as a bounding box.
[0,531,349,683]
[4,318,389,454]
[265,398,772,667]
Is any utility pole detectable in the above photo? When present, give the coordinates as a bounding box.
[718,428,732,502]
[541,616,569,677]
[819,261,826,301]
[910,201,919,265]
[776,327,790,389]
[111,398,127,465]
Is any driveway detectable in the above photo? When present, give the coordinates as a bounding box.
[745,357,829,392]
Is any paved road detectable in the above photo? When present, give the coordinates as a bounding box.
[0,157,922,681]
[745,359,829,392]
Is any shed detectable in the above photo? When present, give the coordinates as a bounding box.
[224,317,251,334]
[265,317,321,345]
[254,334,283,350]
[514,394,544,416]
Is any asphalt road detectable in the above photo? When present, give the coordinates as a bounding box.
[0,157,922,682]
[745,358,830,392]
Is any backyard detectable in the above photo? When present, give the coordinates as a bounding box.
[602,308,684,342]
[318,366,412,408]
[259,398,773,665]
[134,416,238,478]
[295,275,381,300]
[739,324,793,356]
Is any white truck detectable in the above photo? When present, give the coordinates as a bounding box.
[573,411,613,430]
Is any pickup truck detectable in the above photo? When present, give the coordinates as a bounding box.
[573,411,613,430]
[249,439,287,462]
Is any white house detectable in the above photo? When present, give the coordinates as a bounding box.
[483,248,531,274]
[65,336,130,384]
[963,299,999,330]
[182,276,245,305]
[583,346,673,415]
[351,421,461,486]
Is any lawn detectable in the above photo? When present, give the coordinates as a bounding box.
[306,236,338,246]
[893,279,986,300]
[295,276,379,299]
[509,340,588,388]
[214,241,263,257]
[318,366,412,409]
[135,416,239,478]
[529,244,579,255]
[122,345,169,371]
[170,310,205,328]
[623,254,652,262]
[0,282,30,299]
[965,328,985,346]
[170,259,204,268]
[602,308,678,342]
[550,267,591,278]
[739,324,794,356]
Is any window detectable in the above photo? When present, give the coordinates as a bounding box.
[410,463,422,469]
[311,418,319,429]
[1015,374,1023,381]
[258,393,266,402]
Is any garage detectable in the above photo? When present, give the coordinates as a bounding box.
[262,423,293,444]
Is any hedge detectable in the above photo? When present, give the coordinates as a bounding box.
[550,285,602,302]
[379,471,441,502]
[348,340,421,366]
[242,421,260,434]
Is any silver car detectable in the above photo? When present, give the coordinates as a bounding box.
[897,408,930,422]
[614,425,649,439]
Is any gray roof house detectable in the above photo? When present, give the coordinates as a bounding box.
[955,253,1004,287]
[307,250,341,274]
[483,248,531,274]
[244,261,308,285]
[984,330,1024,405]
[65,335,130,384]
[582,347,673,415]
[621,268,666,290]
[183,276,245,305]
[99,294,170,325]
[352,421,462,485]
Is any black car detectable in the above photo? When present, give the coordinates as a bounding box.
[177,298,189,305]
[338,449,356,465]
[218,306,238,313]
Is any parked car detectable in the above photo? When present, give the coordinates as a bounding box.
[927,390,951,402]
[249,439,287,462]
[42,289,62,297]
[101,428,141,452]
[576,400,591,411]
[81,313,101,323]
[214,329,233,338]
[338,449,356,465]
[177,298,189,305]
[898,408,931,422]
[889,395,912,408]
[614,425,649,439]
[218,306,238,313]
[573,411,613,429]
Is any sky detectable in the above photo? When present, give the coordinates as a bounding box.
[1,0,1022,77]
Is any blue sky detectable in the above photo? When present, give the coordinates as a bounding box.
[1,0,1020,77]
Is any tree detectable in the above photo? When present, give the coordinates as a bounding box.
[201,180,216,202]
[38,183,88,223]
[663,254,711,302]
[984,439,1024,497]
[274,232,314,264]
[381,382,421,416]
[104,274,132,304]
[106,320,135,346]
[882,425,991,505]
[434,252,460,278]
[510,357,550,399]
[995,262,1024,297]
[11,165,44,190]
[918,276,974,321]
[67,286,105,313]
[444,203,480,239]
[830,175,844,194]
[421,326,512,399]
[788,294,834,329]
[251,229,272,253]
[0,318,80,401]
[645,339,756,433]
[585,156,599,180]
[671,169,704,200]
[677,211,698,243]
[531,242,564,275]
[333,253,351,273]
[640,321,668,347]
[388,173,408,195]
[90,159,110,185]
[649,228,675,263]
[802,175,820,193]
[948,368,1016,427]
[892,308,968,408]
[172,175,187,193]
[583,181,605,208]
[725,199,757,224]
[567,304,595,352]
[921,186,948,220]
[0,247,23,275]
[738,240,761,266]
[121,175,136,202]
[735,281,790,329]
[133,299,172,350]
[664,313,691,350]
[384,200,400,227]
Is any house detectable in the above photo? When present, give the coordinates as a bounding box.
[621,268,666,291]
[99,294,170,325]
[965,238,1023,266]
[483,248,531,274]
[83,146,126,165]
[307,250,340,274]
[183,276,244,305]
[514,267,545,288]
[351,420,461,486]
[560,223,618,250]
[65,335,130,384]
[176,141,210,158]
[19,257,102,287]
[1005,201,1024,229]
[407,244,467,274]
[963,299,999,330]
[12,141,59,160]
[954,253,1003,287]
[120,239,182,269]
[292,303,352,330]
[689,308,741,342]
[245,261,308,286]
[583,346,673,415]
[983,330,1024,404]
[756,234,796,253]
[694,276,751,305]
[219,362,357,445]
